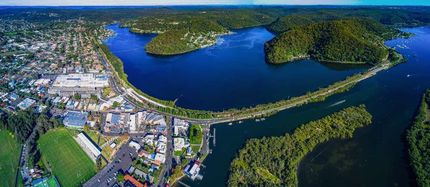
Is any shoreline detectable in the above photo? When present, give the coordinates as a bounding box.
[98,25,402,125]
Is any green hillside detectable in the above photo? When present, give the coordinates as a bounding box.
[144,19,228,55]
[265,18,400,64]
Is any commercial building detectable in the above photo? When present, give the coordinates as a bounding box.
[63,111,88,129]
[75,132,101,162]
[48,73,109,97]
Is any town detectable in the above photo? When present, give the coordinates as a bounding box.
[0,16,210,187]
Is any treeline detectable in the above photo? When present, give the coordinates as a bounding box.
[0,110,63,166]
[228,105,372,186]
[266,8,430,34]
[407,89,430,187]
[265,18,399,64]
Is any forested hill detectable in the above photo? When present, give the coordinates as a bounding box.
[124,10,275,55]
[264,18,401,64]
[143,19,229,55]
[228,105,372,187]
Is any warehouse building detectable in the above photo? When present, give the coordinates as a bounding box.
[75,132,101,162]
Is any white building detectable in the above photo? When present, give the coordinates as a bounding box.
[129,140,141,152]
[174,138,186,151]
[173,118,189,136]
[75,133,101,162]
[154,153,166,164]
[157,142,167,154]
[48,73,109,97]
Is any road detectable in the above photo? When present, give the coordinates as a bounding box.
[157,116,174,186]
[84,142,136,187]
[97,44,389,126]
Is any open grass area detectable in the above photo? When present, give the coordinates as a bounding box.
[189,124,203,145]
[38,128,96,187]
[0,130,21,187]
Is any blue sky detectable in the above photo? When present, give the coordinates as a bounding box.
[1,0,429,6]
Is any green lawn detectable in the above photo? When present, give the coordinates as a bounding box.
[189,124,203,145]
[38,128,96,187]
[0,130,21,187]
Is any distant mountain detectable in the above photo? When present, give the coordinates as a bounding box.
[264,18,401,64]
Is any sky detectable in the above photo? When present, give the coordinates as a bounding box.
[0,0,429,6]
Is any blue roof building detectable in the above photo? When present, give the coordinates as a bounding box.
[63,111,88,129]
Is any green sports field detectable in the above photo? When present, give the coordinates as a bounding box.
[38,128,96,187]
[0,130,21,187]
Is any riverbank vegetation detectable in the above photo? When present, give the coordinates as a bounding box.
[96,40,217,119]
[407,89,430,187]
[98,7,417,120]
[228,105,372,186]
[265,18,401,64]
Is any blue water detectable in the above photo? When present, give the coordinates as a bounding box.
[179,26,430,187]
[104,24,366,111]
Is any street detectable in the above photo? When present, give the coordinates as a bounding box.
[84,142,136,187]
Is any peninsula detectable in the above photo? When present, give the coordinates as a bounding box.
[265,18,401,64]
[407,89,430,187]
[228,105,372,186]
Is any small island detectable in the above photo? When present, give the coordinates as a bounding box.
[407,89,430,187]
[228,105,372,186]
[264,18,401,64]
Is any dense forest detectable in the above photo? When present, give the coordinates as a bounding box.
[266,8,430,34]
[407,89,430,187]
[228,105,372,186]
[265,18,401,64]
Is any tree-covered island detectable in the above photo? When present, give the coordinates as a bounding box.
[228,105,372,186]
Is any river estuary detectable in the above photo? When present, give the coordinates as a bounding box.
[105,25,430,186]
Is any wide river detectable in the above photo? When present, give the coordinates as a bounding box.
[105,24,366,111]
[105,25,430,186]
